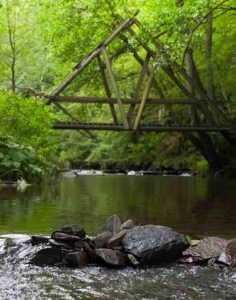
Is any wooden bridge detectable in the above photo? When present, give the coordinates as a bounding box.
[45,13,235,134]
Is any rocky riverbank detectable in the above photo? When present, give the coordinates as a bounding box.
[30,215,236,269]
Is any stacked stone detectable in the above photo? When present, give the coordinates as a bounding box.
[30,215,236,269]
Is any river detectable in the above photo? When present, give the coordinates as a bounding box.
[0,174,236,299]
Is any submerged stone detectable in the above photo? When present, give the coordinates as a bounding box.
[183,237,228,261]
[102,215,121,235]
[122,225,188,265]
[95,248,128,267]
[31,236,49,246]
[218,239,236,267]
[31,247,64,266]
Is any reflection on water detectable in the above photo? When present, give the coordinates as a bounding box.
[0,175,236,238]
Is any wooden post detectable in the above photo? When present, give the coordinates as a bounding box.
[133,54,159,130]
[128,53,150,124]
[101,47,129,129]
[97,55,118,124]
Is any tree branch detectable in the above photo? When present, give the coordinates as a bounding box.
[181,0,230,66]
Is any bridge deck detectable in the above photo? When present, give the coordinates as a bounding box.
[53,122,232,132]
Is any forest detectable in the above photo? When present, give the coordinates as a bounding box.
[0,0,236,183]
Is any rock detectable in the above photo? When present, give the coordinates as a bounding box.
[107,230,127,248]
[51,232,81,248]
[31,236,49,246]
[183,237,228,262]
[178,255,196,264]
[49,239,72,249]
[93,231,113,248]
[64,251,90,268]
[95,248,128,268]
[51,224,86,239]
[122,225,188,265]
[102,215,121,235]
[218,239,236,267]
[80,240,96,260]
[31,247,64,266]
[52,232,80,241]
[128,253,139,266]
[120,219,135,230]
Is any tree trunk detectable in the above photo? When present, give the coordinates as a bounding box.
[6,0,16,92]
[186,47,198,125]
[205,12,214,100]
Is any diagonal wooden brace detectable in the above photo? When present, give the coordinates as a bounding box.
[101,47,129,129]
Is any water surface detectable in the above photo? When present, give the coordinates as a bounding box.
[0,175,236,299]
[0,175,236,238]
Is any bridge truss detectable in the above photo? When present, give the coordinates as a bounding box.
[45,13,234,134]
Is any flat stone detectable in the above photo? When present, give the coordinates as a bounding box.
[49,239,74,249]
[102,215,121,235]
[51,224,86,239]
[120,219,135,230]
[31,247,64,266]
[122,225,188,265]
[31,236,49,246]
[218,239,236,267]
[95,248,128,268]
[65,251,90,268]
[107,230,127,248]
[93,231,113,248]
[183,237,228,261]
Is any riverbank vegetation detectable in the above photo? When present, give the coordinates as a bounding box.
[0,0,236,181]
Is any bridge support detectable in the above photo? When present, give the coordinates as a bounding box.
[45,14,234,135]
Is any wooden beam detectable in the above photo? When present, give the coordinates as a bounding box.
[133,54,159,130]
[54,103,81,124]
[119,34,167,98]
[127,53,151,124]
[132,17,233,127]
[53,103,94,138]
[53,122,232,132]
[47,18,135,102]
[101,47,129,129]
[97,55,118,124]
[47,95,225,105]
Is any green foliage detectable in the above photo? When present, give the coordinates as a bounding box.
[0,92,56,156]
[0,0,235,173]
[0,141,49,182]
[0,92,57,182]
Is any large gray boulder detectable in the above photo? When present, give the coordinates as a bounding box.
[122,225,188,265]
